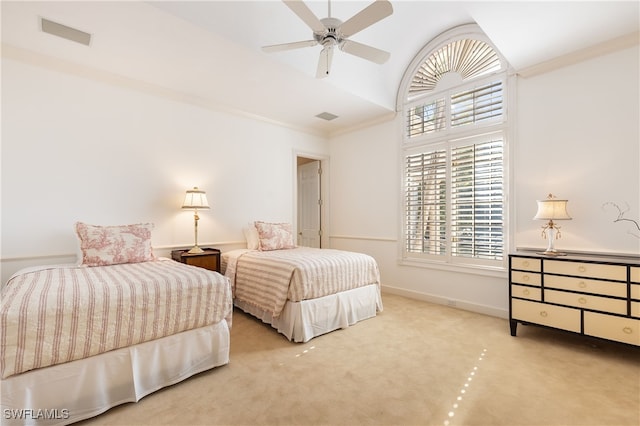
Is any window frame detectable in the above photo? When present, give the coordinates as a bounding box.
[398,26,511,274]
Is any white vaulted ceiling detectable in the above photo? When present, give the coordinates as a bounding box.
[2,1,638,136]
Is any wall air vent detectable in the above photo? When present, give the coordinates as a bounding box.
[41,18,92,46]
[315,112,339,121]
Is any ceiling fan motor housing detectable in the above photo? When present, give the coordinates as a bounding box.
[314,17,343,47]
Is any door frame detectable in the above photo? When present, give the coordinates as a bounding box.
[292,150,329,249]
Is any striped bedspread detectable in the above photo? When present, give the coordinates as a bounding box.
[231,247,380,317]
[0,259,232,379]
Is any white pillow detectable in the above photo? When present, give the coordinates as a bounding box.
[243,224,260,250]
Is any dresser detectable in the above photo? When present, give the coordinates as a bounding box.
[509,252,640,346]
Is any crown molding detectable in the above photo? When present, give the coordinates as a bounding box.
[517,31,639,78]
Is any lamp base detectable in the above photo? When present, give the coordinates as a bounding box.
[536,250,567,256]
[538,226,567,256]
[187,246,204,254]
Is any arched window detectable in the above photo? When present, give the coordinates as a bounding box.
[398,24,511,270]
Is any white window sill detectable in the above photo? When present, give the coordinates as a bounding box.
[398,256,507,278]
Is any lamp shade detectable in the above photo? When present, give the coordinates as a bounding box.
[533,194,571,221]
[182,187,210,210]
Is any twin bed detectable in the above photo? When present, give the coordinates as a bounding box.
[224,221,383,342]
[1,221,382,424]
[224,247,382,342]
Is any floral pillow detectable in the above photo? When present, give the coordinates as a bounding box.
[75,222,156,266]
[254,221,295,251]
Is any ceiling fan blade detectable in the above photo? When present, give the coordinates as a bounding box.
[262,40,318,53]
[283,0,325,33]
[340,0,393,38]
[316,46,333,79]
[340,40,390,64]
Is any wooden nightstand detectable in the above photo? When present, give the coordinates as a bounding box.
[171,248,221,273]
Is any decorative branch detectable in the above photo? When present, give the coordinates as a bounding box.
[602,201,640,239]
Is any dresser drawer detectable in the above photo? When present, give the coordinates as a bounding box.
[511,284,542,301]
[511,257,541,272]
[632,302,640,318]
[632,284,640,300]
[631,267,640,284]
[545,290,627,315]
[584,311,640,346]
[511,270,541,286]
[544,275,627,298]
[511,299,581,333]
[544,260,626,281]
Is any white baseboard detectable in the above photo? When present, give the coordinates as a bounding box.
[381,284,509,319]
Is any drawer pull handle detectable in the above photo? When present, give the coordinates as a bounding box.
[578,281,587,288]
[539,311,548,318]
[623,327,633,335]
[523,261,529,267]
[523,289,530,296]
[578,266,586,273]
[578,297,587,305]
[522,275,530,282]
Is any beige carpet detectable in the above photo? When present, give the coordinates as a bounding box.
[80,293,640,426]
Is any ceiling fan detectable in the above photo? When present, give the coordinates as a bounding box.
[262,0,393,78]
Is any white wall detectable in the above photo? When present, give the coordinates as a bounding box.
[329,44,639,317]
[3,43,638,317]
[1,56,328,283]
[515,46,640,255]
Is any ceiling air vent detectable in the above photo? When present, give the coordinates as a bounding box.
[41,18,92,46]
[315,112,339,121]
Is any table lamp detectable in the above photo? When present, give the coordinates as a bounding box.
[533,193,571,256]
[182,187,210,254]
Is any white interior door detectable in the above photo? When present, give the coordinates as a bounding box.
[297,160,321,248]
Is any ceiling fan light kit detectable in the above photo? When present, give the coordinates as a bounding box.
[262,0,393,78]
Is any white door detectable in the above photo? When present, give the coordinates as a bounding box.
[297,160,321,248]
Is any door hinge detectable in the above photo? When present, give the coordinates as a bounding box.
[318,199,323,206]
[318,167,322,175]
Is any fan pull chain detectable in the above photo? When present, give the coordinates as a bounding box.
[325,48,330,75]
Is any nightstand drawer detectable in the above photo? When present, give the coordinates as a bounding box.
[544,260,626,281]
[511,270,541,286]
[631,267,640,284]
[512,284,541,301]
[544,275,627,298]
[511,257,541,272]
[511,299,580,333]
[186,255,220,271]
[545,289,627,315]
[584,312,640,346]
[632,302,640,318]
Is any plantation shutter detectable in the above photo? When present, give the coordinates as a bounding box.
[450,136,504,260]
[407,81,502,139]
[405,149,447,254]
[407,98,446,138]
[451,81,503,128]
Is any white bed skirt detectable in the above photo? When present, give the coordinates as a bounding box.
[1,321,230,426]
[234,284,383,343]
